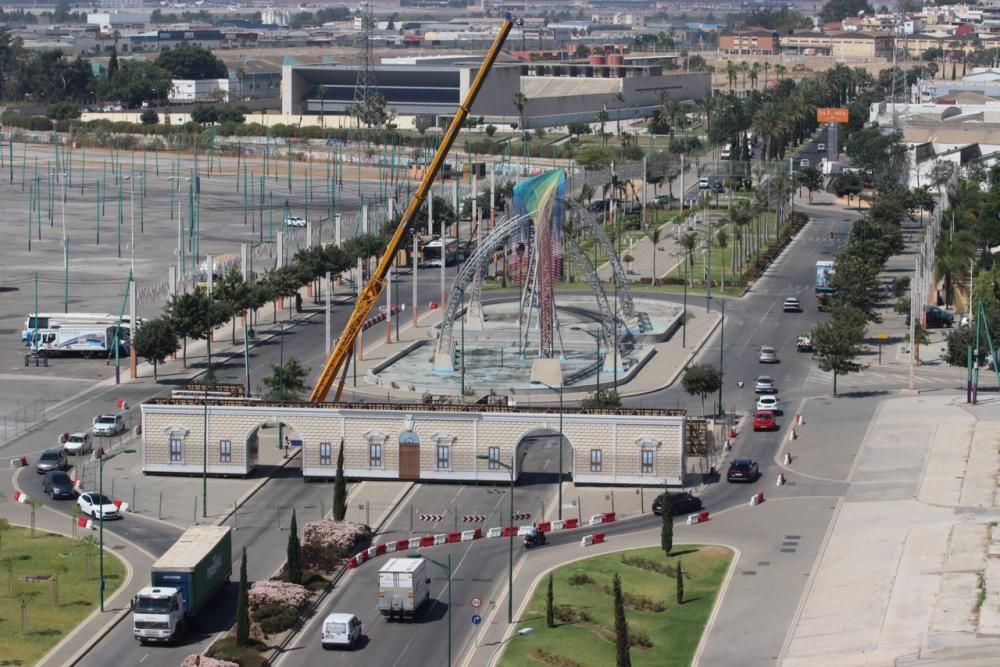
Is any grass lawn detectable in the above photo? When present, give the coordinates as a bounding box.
[0,526,126,665]
[499,545,732,667]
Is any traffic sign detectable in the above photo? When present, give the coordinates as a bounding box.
[471,595,482,609]
[472,614,482,625]
[419,514,444,522]
[511,512,531,521]
[736,380,745,389]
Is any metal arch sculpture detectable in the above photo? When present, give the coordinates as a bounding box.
[562,198,640,325]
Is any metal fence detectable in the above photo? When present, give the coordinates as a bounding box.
[0,399,46,446]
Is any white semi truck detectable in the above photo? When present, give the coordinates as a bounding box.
[378,557,431,621]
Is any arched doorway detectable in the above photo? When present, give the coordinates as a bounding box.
[399,430,420,480]
[245,421,303,474]
[514,428,574,486]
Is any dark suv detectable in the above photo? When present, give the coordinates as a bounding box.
[652,492,702,516]
[726,459,760,483]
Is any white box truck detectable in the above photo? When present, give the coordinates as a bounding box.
[378,557,431,621]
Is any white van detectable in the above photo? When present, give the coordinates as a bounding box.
[321,613,361,649]
[720,143,732,159]
[698,177,710,189]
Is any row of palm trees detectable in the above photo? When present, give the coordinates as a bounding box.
[724,60,786,93]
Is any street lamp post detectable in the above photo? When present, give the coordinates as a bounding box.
[98,447,136,612]
[409,553,452,666]
[477,453,514,624]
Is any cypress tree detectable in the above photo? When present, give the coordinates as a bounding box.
[107,43,119,80]
[287,509,302,584]
[612,573,632,667]
[660,488,673,556]
[545,573,555,628]
[676,558,684,605]
[236,547,249,646]
[333,438,347,521]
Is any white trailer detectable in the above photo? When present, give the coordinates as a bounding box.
[378,557,431,621]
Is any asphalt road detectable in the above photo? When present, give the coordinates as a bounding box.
[272,436,562,667]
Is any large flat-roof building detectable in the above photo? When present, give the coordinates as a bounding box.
[282,60,710,128]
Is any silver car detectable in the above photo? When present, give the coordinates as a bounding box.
[758,346,778,363]
[63,432,93,455]
[754,376,776,393]
[36,448,68,473]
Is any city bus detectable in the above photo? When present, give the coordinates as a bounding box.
[420,238,463,268]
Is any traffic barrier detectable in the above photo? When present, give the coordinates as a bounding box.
[536,521,551,533]
[72,478,83,492]
[589,514,604,526]
[724,439,732,451]
[446,532,462,544]
[777,473,785,486]
[58,432,69,444]
[376,544,387,556]
[428,301,438,310]
[116,399,129,410]
[9,456,28,468]
[460,529,478,541]
[563,518,579,530]
[385,541,398,553]
[750,492,765,506]
[580,534,594,547]
[367,546,379,559]
[686,510,711,525]
[549,520,564,531]
[797,413,804,426]
[408,537,422,550]
[113,499,130,513]
[13,491,28,504]
[783,452,792,465]
[501,526,516,538]
[516,525,534,536]
[729,428,737,439]
[419,535,434,548]
[790,428,797,441]
[486,527,503,539]
[76,516,94,530]
[699,510,710,522]
[396,538,410,552]
[602,512,616,523]
[592,533,606,545]
[432,533,447,546]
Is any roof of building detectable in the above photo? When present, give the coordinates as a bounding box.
[904,121,1000,145]
[521,76,622,98]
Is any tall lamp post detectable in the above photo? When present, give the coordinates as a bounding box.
[530,358,564,520]
[477,453,515,624]
[409,553,452,666]
[98,447,136,612]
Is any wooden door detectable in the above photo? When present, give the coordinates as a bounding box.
[399,443,420,480]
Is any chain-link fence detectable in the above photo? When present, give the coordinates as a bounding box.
[0,399,46,446]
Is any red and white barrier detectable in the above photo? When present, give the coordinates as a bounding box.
[750,492,765,506]
[385,541,398,554]
[592,533,605,545]
[686,510,711,525]
[790,428,798,441]
[777,473,786,486]
[113,499,130,513]
[796,413,804,426]
[116,399,129,410]
[9,456,28,469]
[516,525,535,536]
[485,527,503,539]
[729,427,737,439]
[580,532,606,547]
[72,478,83,492]
[783,452,791,465]
[588,512,616,526]
[408,537,422,550]
[724,439,732,451]
[433,533,447,546]
[13,490,29,504]
[76,516,94,530]
[58,432,69,444]
[461,529,480,541]
[428,301,439,310]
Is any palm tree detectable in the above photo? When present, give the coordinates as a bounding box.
[513,92,528,138]
[648,226,662,286]
[726,60,737,93]
[715,227,729,291]
[615,92,625,140]
[751,101,783,162]
[595,110,610,146]
[763,61,771,90]
[679,231,699,286]
[739,61,750,91]
[749,62,761,90]
[774,63,786,83]
[694,95,715,135]
[935,232,975,307]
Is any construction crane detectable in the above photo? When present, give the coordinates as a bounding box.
[309,14,521,403]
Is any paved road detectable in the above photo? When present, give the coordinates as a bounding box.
[271,435,562,667]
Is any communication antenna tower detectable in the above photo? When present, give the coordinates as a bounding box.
[353,0,377,124]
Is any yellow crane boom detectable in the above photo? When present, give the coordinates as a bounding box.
[309,15,518,403]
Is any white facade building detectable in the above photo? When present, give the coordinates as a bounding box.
[87,12,148,34]
[169,78,230,104]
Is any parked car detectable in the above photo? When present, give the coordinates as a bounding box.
[925,305,954,328]
[321,612,362,650]
[758,346,778,363]
[78,492,120,520]
[63,431,93,455]
[756,395,780,412]
[523,527,547,549]
[726,459,760,483]
[754,376,776,393]
[92,413,126,436]
[284,216,307,228]
[783,297,801,312]
[43,470,76,499]
[36,448,68,473]
[651,492,702,516]
[752,410,777,431]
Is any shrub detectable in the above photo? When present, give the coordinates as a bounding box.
[181,655,239,667]
[553,604,593,624]
[301,519,371,571]
[140,109,159,125]
[252,602,299,635]
[205,634,269,667]
[247,580,311,610]
[528,649,588,667]
[621,554,676,576]
[630,628,653,648]
[567,572,595,586]
[47,101,81,121]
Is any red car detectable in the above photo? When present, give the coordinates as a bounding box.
[752,410,777,431]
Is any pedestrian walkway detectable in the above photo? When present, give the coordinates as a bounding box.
[781,393,1000,666]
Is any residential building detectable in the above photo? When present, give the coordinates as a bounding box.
[718,28,779,55]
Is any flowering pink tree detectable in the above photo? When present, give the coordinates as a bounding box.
[302,520,372,571]
[248,580,312,610]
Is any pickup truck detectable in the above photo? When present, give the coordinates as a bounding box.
[797,334,814,352]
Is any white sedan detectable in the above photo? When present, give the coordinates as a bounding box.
[284,216,307,228]
[756,395,779,412]
[63,432,92,455]
[77,492,120,520]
